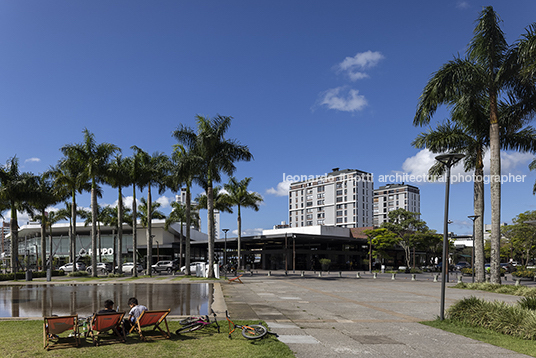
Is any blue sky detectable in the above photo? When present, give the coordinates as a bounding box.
[1,0,536,237]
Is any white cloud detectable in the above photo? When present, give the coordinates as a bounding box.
[156,195,174,208]
[456,1,470,9]
[24,157,40,163]
[266,180,291,197]
[318,87,367,112]
[337,51,384,82]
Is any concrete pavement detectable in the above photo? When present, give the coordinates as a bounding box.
[222,270,531,358]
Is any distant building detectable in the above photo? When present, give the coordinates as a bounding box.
[175,188,219,238]
[373,183,420,226]
[288,168,374,228]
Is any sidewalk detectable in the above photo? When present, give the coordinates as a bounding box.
[222,270,531,358]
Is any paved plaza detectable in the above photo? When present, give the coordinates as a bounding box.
[222,271,531,358]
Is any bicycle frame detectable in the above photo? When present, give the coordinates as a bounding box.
[225,310,271,339]
[176,309,220,334]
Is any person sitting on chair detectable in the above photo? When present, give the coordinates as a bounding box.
[98,299,116,314]
[123,297,147,333]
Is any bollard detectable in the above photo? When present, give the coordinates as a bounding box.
[318,272,322,277]
[250,271,253,276]
[285,271,288,276]
[338,272,342,278]
[457,275,463,284]
[356,272,361,279]
[301,271,304,277]
[268,271,271,276]
[391,273,396,280]
[515,279,521,286]
[373,272,377,279]
[411,274,416,281]
[433,274,438,282]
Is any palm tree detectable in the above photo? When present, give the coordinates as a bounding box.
[224,177,263,270]
[0,157,37,273]
[196,185,233,236]
[50,158,90,270]
[173,115,253,278]
[413,104,536,282]
[105,154,131,274]
[413,7,534,283]
[125,152,143,277]
[28,172,65,272]
[165,201,200,269]
[34,210,67,272]
[137,197,166,227]
[101,204,131,273]
[61,129,119,277]
[169,144,203,275]
[131,147,169,276]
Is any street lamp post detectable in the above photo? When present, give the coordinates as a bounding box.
[468,215,479,284]
[436,153,464,321]
[222,229,229,267]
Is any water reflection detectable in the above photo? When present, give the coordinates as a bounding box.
[0,283,212,318]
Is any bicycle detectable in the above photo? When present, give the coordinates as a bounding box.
[175,309,220,334]
[225,310,277,340]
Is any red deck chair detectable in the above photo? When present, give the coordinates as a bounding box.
[88,311,126,346]
[43,315,79,350]
[129,309,171,340]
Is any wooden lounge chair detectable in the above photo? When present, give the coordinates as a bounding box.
[43,315,79,350]
[87,311,126,346]
[129,309,171,340]
[228,274,243,284]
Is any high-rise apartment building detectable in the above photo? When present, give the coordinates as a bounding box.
[373,183,420,226]
[288,168,374,228]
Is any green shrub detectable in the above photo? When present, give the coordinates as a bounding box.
[67,270,89,277]
[519,297,536,311]
[512,267,535,279]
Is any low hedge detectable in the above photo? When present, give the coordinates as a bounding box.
[0,270,64,281]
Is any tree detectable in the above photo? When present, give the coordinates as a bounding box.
[165,201,200,269]
[105,154,131,274]
[173,115,253,278]
[0,157,38,273]
[223,177,263,270]
[51,157,91,270]
[195,186,233,257]
[34,210,67,271]
[362,228,399,265]
[101,204,131,273]
[413,103,536,281]
[137,197,166,227]
[168,143,203,275]
[381,209,428,268]
[413,7,536,284]
[28,172,65,271]
[502,211,536,266]
[61,129,119,277]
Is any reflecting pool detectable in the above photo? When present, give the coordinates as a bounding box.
[0,283,212,318]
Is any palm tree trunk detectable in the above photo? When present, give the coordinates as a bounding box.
[132,184,138,277]
[10,206,18,274]
[147,185,152,276]
[40,210,47,272]
[237,205,242,270]
[98,223,102,263]
[71,193,77,272]
[112,228,116,274]
[185,185,191,275]
[91,185,98,277]
[207,180,215,278]
[117,186,123,274]
[179,219,183,269]
[490,92,501,284]
[474,161,485,282]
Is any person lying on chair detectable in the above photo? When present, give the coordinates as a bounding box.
[123,297,147,333]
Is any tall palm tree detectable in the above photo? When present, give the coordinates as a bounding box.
[224,177,263,270]
[137,197,166,227]
[165,201,200,269]
[125,152,144,277]
[29,172,65,272]
[101,204,131,273]
[169,144,203,275]
[173,115,253,278]
[414,105,536,282]
[34,210,67,271]
[131,147,169,276]
[413,7,533,283]
[0,157,37,273]
[51,158,90,270]
[105,154,131,274]
[61,129,119,277]
[196,185,233,236]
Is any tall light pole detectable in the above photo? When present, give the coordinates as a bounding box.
[222,229,229,267]
[468,215,479,284]
[436,153,464,321]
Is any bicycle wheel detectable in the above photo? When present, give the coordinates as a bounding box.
[176,322,204,334]
[179,317,200,325]
[241,324,267,339]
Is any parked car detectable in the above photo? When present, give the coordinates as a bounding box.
[58,262,86,272]
[86,262,111,274]
[455,262,471,270]
[117,262,143,274]
[180,261,206,274]
[151,260,179,274]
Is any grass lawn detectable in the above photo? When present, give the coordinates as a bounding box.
[1,319,294,358]
[422,319,536,357]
